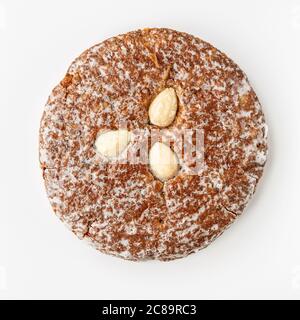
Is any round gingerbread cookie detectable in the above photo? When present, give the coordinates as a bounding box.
[39,28,268,261]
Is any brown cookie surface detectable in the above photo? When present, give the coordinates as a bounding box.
[39,28,268,261]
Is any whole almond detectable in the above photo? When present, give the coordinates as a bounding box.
[149,142,179,181]
[95,129,131,157]
[149,88,178,127]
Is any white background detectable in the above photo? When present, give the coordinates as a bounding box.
[0,0,300,300]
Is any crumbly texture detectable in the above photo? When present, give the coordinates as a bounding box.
[39,28,268,261]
